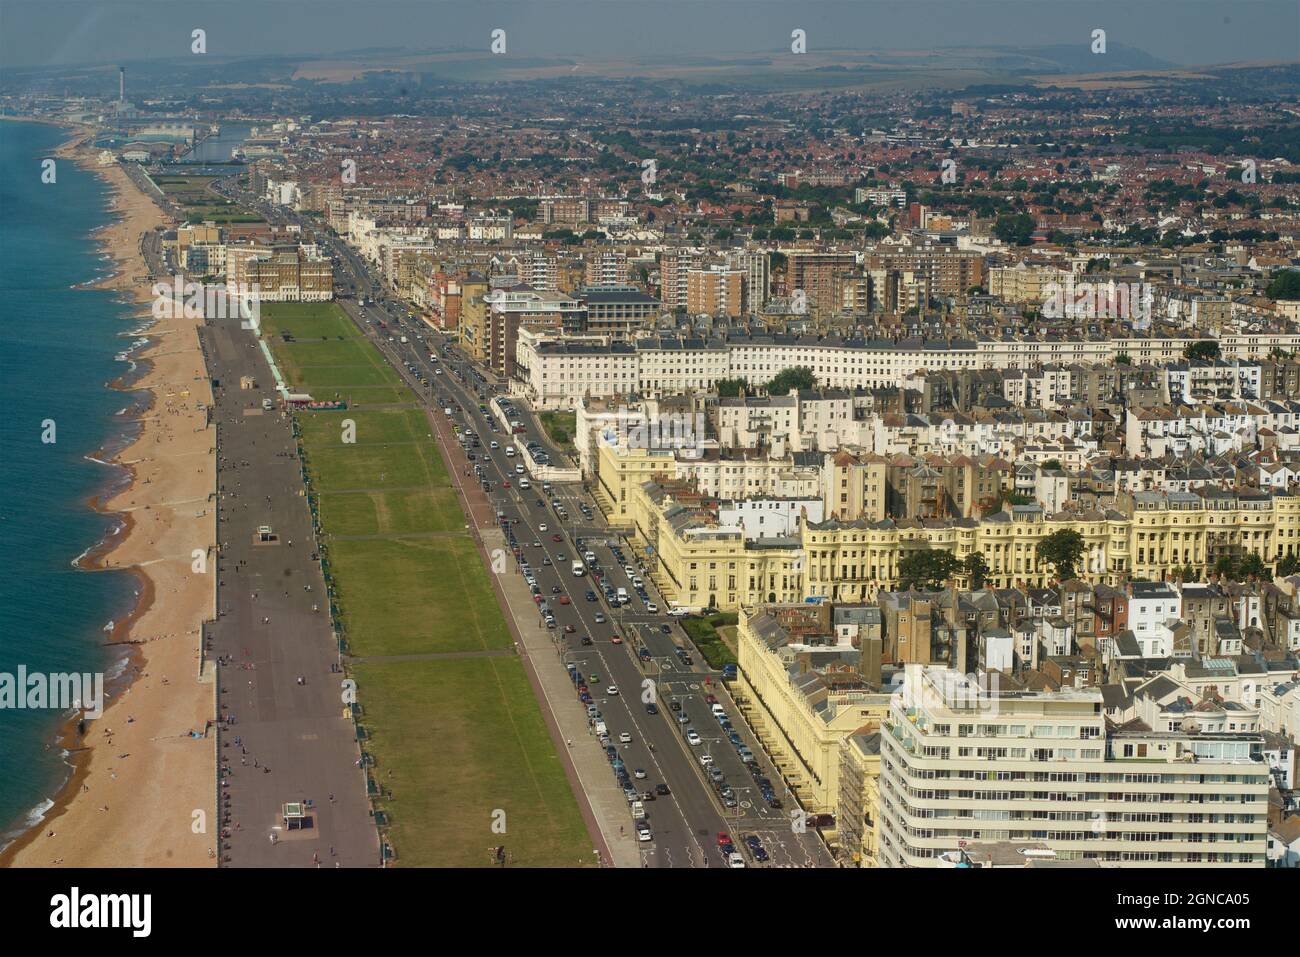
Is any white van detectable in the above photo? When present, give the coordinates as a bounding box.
[594,721,607,737]
[572,561,585,577]
[504,446,516,457]
[630,801,646,821]
[616,587,628,603]
[711,703,727,719]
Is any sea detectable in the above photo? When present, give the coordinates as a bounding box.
[0,120,146,847]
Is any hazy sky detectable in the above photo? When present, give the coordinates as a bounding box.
[0,1,1296,70]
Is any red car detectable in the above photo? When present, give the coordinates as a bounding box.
[610,635,623,645]
[705,694,717,705]
[564,624,576,634]
[558,595,571,605]
[717,832,731,847]
[552,534,563,543]
[502,480,511,488]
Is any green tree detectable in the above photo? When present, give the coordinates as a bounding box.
[1277,554,1300,578]
[1036,529,1086,581]
[767,366,816,396]
[898,549,962,591]
[1214,554,1239,580]
[1183,340,1221,362]
[1238,553,1268,581]
[1265,269,1300,301]
[993,213,1036,246]
[716,378,748,398]
[963,552,990,590]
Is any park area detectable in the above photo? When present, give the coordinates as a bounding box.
[154,173,265,223]
[262,301,592,867]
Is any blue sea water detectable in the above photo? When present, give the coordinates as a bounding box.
[0,120,145,845]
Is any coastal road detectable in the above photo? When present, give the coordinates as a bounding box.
[201,316,378,868]
[213,183,833,866]
[343,313,834,868]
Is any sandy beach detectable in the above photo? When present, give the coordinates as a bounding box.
[0,128,217,867]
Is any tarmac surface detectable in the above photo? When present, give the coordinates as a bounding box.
[201,317,379,867]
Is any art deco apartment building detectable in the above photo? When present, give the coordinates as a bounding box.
[878,666,1271,867]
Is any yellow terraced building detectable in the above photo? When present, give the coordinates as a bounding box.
[626,482,1300,613]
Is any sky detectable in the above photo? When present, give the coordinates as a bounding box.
[0,1,1296,71]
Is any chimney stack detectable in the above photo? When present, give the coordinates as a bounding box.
[119,67,125,103]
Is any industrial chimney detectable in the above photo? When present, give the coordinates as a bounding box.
[119,67,125,103]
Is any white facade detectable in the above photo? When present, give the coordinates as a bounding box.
[717,497,823,540]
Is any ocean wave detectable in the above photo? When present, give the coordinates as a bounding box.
[0,797,56,853]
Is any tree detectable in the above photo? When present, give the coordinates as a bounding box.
[1265,269,1300,301]
[1277,553,1300,578]
[1238,553,1268,581]
[898,549,962,591]
[1037,529,1085,581]
[716,378,748,398]
[767,366,815,396]
[993,212,1035,246]
[1214,555,1239,580]
[963,552,990,590]
[1183,340,1221,362]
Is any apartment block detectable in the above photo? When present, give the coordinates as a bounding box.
[878,665,1271,866]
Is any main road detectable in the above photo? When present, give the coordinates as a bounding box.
[212,177,833,867]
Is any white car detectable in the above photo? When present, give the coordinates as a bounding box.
[538,524,548,532]
[606,685,619,696]
[686,730,702,746]
[727,852,746,868]
[646,602,659,614]
[637,825,653,843]
[515,465,524,474]
[618,731,632,744]
[699,753,713,766]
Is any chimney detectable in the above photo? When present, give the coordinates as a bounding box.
[860,636,883,686]
[119,66,125,103]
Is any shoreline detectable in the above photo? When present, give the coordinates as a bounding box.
[0,122,218,868]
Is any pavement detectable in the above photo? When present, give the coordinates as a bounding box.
[204,181,835,867]
[353,317,836,869]
[200,317,378,868]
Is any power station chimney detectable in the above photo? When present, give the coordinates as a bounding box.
[119,67,125,103]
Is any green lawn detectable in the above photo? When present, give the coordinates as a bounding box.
[682,612,739,668]
[316,487,465,537]
[297,407,434,450]
[306,439,446,492]
[330,536,511,657]
[354,658,595,868]
[261,303,362,340]
[539,410,577,448]
[260,300,591,866]
[278,339,405,391]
